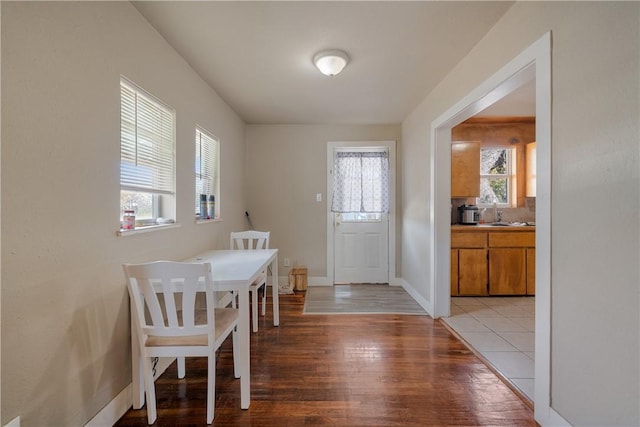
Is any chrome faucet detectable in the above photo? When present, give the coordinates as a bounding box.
[497,210,503,222]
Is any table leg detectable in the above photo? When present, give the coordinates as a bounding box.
[238,287,251,409]
[271,256,279,326]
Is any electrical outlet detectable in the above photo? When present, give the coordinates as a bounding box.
[284,257,291,267]
[316,193,322,202]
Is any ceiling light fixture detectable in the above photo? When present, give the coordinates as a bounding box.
[313,49,349,76]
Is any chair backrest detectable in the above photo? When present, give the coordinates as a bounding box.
[123,261,215,342]
[230,230,270,250]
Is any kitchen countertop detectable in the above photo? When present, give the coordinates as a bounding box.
[451,224,536,231]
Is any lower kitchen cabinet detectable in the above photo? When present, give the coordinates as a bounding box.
[451,227,535,296]
[459,249,488,295]
[489,248,526,295]
[450,250,459,296]
[526,248,535,295]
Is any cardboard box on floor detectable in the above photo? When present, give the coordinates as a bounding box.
[289,266,307,291]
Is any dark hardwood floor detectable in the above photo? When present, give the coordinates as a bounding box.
[115,291,535,426]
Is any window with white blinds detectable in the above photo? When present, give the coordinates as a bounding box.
[120,77,175,224]
[194,127,219,217]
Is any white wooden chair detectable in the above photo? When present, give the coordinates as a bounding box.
[230,230,270,332]
[123,261,239,425]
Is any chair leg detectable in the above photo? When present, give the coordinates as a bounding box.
[142,356,157,425]
[261,283,267,316]
[252,288,259,332]
[177,356,186,379]
[232,328,240,379]
[232,326,240,379]
[206,353,215,424]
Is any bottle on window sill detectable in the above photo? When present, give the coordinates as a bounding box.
[200,194,208,220]
[208,195,215,220]
[123,210,135,230]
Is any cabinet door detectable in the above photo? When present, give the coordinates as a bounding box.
[450,250,459,296]
[451,141,480,197]
[526,248,535,295]
[458,249,488,295]
[489,248,526,295]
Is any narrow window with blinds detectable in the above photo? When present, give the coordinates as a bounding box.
[194,127,219,219]
[120,77,176,230]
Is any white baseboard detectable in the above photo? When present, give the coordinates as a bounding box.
[308,276,332,286]
[396,278,434,316]
[85,386,131,427]
[4,416,20,427]
[85,357,174,427]
[536,406,571,427]
[278,276,333,286]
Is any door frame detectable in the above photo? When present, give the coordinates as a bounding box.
[326,140,397,286]
[430,33,567,425]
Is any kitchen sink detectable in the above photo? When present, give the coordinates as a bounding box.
[490,222,532,226]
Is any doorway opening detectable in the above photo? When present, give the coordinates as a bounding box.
[446,83,537,401]
[430,33,556,424]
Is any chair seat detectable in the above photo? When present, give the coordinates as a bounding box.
[146,308,238,347]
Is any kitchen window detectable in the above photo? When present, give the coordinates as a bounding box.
[477,147,516,207]
[194,127,219,220]
[120,77,176,231]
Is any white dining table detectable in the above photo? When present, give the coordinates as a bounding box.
[130,248,279,411]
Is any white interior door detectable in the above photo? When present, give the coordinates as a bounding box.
[334,212,389,283]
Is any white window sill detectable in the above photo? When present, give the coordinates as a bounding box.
[195,217,223,225]
[117,223,182,236]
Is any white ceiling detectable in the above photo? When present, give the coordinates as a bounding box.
[133,1,523,125]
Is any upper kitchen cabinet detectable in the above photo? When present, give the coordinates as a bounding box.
[451,141,480,197]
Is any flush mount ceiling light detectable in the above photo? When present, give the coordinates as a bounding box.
[313,49,349,76]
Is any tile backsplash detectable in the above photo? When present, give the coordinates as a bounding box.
[451,197,536,224]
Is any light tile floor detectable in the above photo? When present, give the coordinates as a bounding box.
[442,296,535,401]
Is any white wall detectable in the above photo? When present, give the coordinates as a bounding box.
[245,124,401,280]
[1,3,246,425]
[401,2,639,425]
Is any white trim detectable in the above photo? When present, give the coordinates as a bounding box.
[84,386,131,427]
[326,141,397,285]
[117,222,181,236]
[4,417,20,427]
[84,357,174,427]
[396,278,434,314]
[430,33,560,426]
[195,218,223,225]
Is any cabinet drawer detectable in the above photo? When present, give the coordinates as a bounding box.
[451,232,487,248]
[489,232,534,247]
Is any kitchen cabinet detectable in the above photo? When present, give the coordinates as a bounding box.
[526,249,535,295]
[459,249,488,295]
[451,141,480,197]
[451,227,535,296]
[488,231,534,295]
[489,248,526,295]
[450,231,488,296]
[450,250,459,296]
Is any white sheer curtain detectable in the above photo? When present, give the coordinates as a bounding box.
[331,151,389,213]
